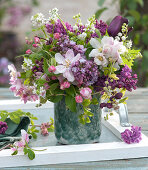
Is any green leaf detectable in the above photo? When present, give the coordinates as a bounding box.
[128,10,140,21]
[27,149,35,160]
[11,150,18,156]
[85,116,91,123]
[83,99,91,107]
[23,148,28,155]
[10,114,20,124]
[141,50,148,71]
[95,8,107,19]
[65,95,76,112]
[135,0,144,7]
[91,98,99,105]
[119,97,128,104]
[98,0,105,6]
[65,85,75,97]
[49,83,59,92]
[26,70,32,78]
[142,31,148,45]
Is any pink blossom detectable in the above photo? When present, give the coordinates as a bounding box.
[44,83,50,90]
[75,95,83,103]
[21,129,29,144]
[26,49,32,54]
[25,39,33,45]
[80,87,92,99]
[54,50,81,82]
[54,33,61,39]
[33,44,38,48]
[34,37,40,44]
[48,66,56,72]
[41,128,49,136]
[60,81,70,90]
[51,76,57,80]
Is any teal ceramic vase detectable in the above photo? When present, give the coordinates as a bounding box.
[54,95,102,144]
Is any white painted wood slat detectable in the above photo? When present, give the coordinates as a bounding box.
[0,100,148,168]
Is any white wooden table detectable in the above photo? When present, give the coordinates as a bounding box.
[0,88,148,169]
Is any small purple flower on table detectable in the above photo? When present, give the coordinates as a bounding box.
[0,121,8,134]
[121,126,142,144]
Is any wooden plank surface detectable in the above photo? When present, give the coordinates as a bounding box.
[0,88,148,169]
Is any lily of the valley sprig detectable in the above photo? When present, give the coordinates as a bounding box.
[8,8,142,124]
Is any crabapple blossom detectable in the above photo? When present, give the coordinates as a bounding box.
[75,95,83,103]
[80,87,92,99]
[54,49,81,82]
[60,81,70,90]
[26,49,32,54]
[48,66,56,72]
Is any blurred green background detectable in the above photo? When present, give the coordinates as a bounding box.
[0,0,148,87]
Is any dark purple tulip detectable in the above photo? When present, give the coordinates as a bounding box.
[108,16,128,37]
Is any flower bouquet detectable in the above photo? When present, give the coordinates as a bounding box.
[8,8,142,144]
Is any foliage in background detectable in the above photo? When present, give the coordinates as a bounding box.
[96,0,148,87]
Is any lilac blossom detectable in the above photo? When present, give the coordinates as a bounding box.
[53,35,86,57]
[71,58,99,86]
[0,121,8,134]
[121,126,142,144]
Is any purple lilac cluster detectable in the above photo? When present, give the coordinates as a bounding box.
[0,121,8,134]
[46,19,73,35]
[94,65,138,109]
[121,126,142,144]
[94,20,108,36]
[71,59,99,86]
[53,35,86,56]
[117,65,138,91]
[32,58,44,73]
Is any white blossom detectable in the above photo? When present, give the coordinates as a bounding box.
[126,40,132,49]
[31,13,46,27]
[49,8,59,21]
[78,32,87,41]
[22,58,34,71]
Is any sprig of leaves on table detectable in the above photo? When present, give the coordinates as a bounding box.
[0,109,39,139]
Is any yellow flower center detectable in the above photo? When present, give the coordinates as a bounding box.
[98,48,102,52]
[97,56,103,61]
[65,59,71,68]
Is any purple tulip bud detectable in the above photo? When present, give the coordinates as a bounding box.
[107,16,128,37]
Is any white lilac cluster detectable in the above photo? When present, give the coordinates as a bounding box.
[49,8,59,22]
[89,36,126,70]
[31,13,46,27]
[22,58,34,71]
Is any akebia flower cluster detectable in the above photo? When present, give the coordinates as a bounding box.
[9,8,142,124]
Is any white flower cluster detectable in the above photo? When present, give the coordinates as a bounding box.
[126,40,132,49]
[31,13,46,27]
[22,58,34,71]
[115,23,128,42]
[49,8,59,21]
[33,84,46,98]
[84,15,96,33]
[78,32,87,41]
[115,32,127,41]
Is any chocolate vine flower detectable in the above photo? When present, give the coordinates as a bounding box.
[121,126,142,144]
[108,16,128,37]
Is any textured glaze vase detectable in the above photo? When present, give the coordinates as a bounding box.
[54,95,102,145]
